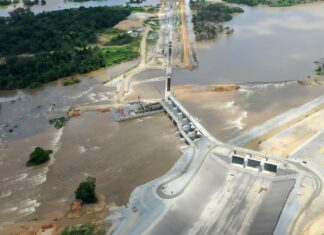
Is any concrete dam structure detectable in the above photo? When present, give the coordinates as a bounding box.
[108,81,298,235]
[230,151,278,174]
[107,5,300,235]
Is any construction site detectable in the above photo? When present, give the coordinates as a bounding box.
[104,0,324,234]
[0,0,323,234]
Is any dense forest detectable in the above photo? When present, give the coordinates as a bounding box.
[0,48,106,89]
[0,6,137,90]
[0,0,11,6]
[191,1,243,40]
[0,7,131,55]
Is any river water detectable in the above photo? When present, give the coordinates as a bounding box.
[0,60,180,231]
[0,0,160,16]
[1,1,324,232]
[0,60,183,231]
[174,3,324,85]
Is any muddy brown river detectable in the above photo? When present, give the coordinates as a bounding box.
[0,60,184,231]
[174,3,324,85]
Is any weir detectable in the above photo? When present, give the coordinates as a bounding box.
[112,0,288,177]
[160,95,219,145]
[159,20,287,176]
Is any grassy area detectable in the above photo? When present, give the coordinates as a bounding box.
[106,34,136,46]
[130,6,159,13]
[102,37,140,66]
[61,223,106,235]
[130,6,146,13]
[102,45,139,66]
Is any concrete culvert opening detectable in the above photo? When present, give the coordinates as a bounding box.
[247,159,261,168]
[232,156,244,165]
[264,163,278,173]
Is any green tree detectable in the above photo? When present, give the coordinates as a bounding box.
[75,177,97,203]
[0,0,11,6]
[315,66,322,75]
[26,147,53,167]
[61,223,105,235]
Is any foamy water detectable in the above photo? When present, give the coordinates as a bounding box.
[0,58,140,229]
[0,91,25,104]
[0,191,12,199]
[0,126,64,228]
[78,145,87,154]
[132,76,166,85]
[67,87,94,100]
[213,100,248,130]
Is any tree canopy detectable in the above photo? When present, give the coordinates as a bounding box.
[0,6,139,90]
[26,147,53,167]
[190,1,243,40]
[0,7,131,55]
[75,177,98,204]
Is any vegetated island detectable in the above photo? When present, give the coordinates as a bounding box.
[0,6,141,90]
[26,147,53,167]
[49,116,68,128]
[223,0,314,7]
[75,177,98,204]
[190,0,243,41]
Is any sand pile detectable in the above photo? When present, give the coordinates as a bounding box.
[298,76,324,86]
[114,12,153,31]
[209,84,240,92]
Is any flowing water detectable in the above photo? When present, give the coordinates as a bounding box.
[174,82,324,141]
[0,60,182,229]
[0,0,160,16]
[1,1,324,232]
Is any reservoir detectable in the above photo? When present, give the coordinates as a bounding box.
[174,3,324,85]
